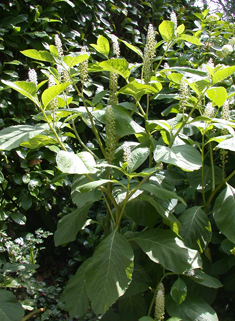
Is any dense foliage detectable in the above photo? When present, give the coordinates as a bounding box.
[1,1,235,321]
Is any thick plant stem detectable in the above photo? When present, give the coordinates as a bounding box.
[201,134,206,206]
[21,307,46,321]
[209,143,215,191]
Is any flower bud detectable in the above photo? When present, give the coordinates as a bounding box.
[171,11,177,35]
[111,34,120,57]
[109,72,119,105]
[55,34,63,57]
[155,283,165,321]
[222,100,229,120]
[28,68,38,86]
[105,105,117,163]
[123,142,131,166]
[204,102,215,118]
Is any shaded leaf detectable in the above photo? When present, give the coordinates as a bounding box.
[170,278,187,305]
[0,289,24,321]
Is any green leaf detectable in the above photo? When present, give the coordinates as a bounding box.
[99,58,130,79]
[91,35,110,58]
[42,83,71,109]
[153,145,202,172]
[170,278,187,305]
[166,295,218,321]
[20,49,55,63]
[128,146,150,173]
[128,229,201,274]
[179,207,211,252]
[85,230,134,314]
[21,192,32,210]
[0,124,49,151]
[93,105,144,137]
[54,203,92,246]
[139,317,154,321]
[21,134,57,149]
[2,80,39,106]
[56,151,97,174]
[159,21,175,42]
[119,82,161,101]
[72,175,102,207]
[61,260,90,317]
[75,179,113,193]
[188,270,223,288]
[0,172,4,184]
[121,40,143,58]
[119,293,147,320]
[63,54,89,68]
[217,136,235,151]
[206,87,227,107]
[52,0,75,7]
[213,184,235,243]
[10,213,26,225]
[0,289,24,321]
[178,35,201,46]
[213,66,235,85]
[177,24,185,35]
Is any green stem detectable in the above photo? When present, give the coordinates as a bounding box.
[209,143,215,191]
[201,134,206,206]
[117,178,130,229]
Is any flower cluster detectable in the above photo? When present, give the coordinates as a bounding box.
[170,11,177,35]
[143,24,156,84]
[222,100,230,120]
[204,102,215,118]
[28,68,38,86]
[111,34,120,57]
[123,142,131,166]
[105,105,117,163]
[179,77,189,111]
[48,75,58,111]
[155,283,165,321]
[55,34,63,57]
[109,72,119,105]
[80,47,89,84]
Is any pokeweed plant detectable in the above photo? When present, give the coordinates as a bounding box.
[1,9,235,321]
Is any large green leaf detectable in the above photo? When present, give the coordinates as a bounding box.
[91,35,110,59]
[0,289,24,321]
[129,229,201,273]
[170,277,187,305]
[63,54,89,68]
[56,150,97,174]
[213,66,235,85]
[119,293,147,320]
[128,146,150,173]
[121,40,143,58]
[71,175,102,207]
[0,124,49,151]
[217,136,235,151]
[119,82,162,101]
[20,49,55,63]
[213,184,235,243]
[179,207,211,252]
[2,80,39,106]
[61,260,90,317]
[166,295,218,321]
[159,21,175,42]
[20,134,57,149]
[93,105,144,137]
[206,87,227,107]
[153,145,202,172]
[188,270,222,289]
[85,230,134,314]
[54,203,92,246]
[99,58,130,79]
[42,83,71,109]
[178,35,201,46]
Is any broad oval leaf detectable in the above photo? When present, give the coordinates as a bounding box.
[54,203,92,246]
[213,66,235,85]
[128,229,201,274]
[213,184,235,243]
[85,230,134,314]
[63,54,89,68]
[61,260,90,317]
[0,124,49,151]
[166,295,218,321]
[178,35,201,46]
[170,277,187,305]
[0,289,24,321]
[153,145,202,172]
[91,35,110,58]
[56,150,97,174]
[100,58,130,79]
[121,40,143,58]
[179,207,211,252]
[119,82,162,101]
[206,87,227,107]
[159,21,175,42]
[20,49,55,63]
[42,82,71,109]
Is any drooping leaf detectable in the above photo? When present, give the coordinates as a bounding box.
[54,203,92,246]
[188,270,223,289]
[119,82,161,101]
[0,289,24,321]
[121,40,143,58]
[42,83,71,109]
[153,145,202,172]
[128,146,150,173]
[166,295,218,321]
[61,260,90,317]
[20,49,55,63]
[85,230,134,314]
[10,213,26,225]
[52,0,75,7]
[20,134,57,149]
[56,151,97,174]
[179,207,211,252]
[159,21,175,42]
[63,54,89,68]
[21,193,32,210]
[91,35,110,58]
[213,184,235,243]
[170,277,187,305]
[0,124,49,151]
[217,136,235,151]
[178,35,201,46]
[128,229,201,274]
[2,80,39,106]
[99,58,130,79]
[206,87,227,107]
